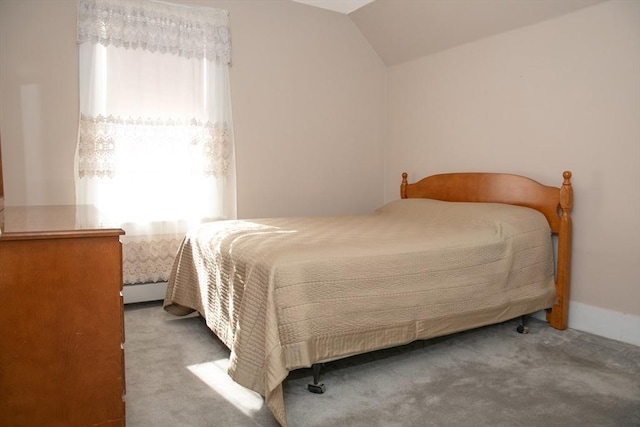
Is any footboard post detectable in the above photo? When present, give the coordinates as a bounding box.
[547,171,573,330]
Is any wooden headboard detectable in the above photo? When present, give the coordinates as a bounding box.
[401,171,573,331]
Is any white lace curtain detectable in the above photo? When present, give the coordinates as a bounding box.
[76,0,236,284]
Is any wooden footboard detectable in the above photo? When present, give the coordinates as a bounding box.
[401,171,573,330]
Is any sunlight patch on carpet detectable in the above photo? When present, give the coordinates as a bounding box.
[187,360,264,416]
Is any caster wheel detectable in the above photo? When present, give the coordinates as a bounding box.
[517,325,529,334]
[307,383,326,394]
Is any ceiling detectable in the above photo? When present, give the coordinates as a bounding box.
[291,0,375,15]
[292,0,607,65]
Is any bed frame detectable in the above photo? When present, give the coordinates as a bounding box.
[400,170,573,330]
[307,170,574,394]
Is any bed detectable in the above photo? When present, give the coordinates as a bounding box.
[163,170,573,427]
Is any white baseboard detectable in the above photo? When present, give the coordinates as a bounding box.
[534,301,640,346]
[568,301,640,346]
[123,282,168,304]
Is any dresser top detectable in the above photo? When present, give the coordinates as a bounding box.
[0,205,124,241]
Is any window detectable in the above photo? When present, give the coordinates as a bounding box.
[76,0,236,284]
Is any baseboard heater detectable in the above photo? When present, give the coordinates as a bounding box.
[122,282,168,304]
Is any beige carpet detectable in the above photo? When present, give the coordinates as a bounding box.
[124,301,640,427]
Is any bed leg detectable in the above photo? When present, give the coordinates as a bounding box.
[307,363,326,394]
[516,315,529,334]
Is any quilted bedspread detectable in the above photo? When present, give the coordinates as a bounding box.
[163,199,556,426]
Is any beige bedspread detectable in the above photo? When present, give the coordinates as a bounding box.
[163,199,556,426]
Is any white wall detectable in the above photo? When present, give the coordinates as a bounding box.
[0,0,79,206]
[212,0,387,217]
[386,0,640,335]
[0,0,387,218]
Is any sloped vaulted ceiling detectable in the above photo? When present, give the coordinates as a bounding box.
[296,0,608,66]
[350,0,607,65]
[292,0,375,14]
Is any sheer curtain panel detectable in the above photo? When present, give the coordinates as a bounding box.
[76,0,236,284]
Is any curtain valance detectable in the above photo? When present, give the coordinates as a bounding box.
[77,0,231,63]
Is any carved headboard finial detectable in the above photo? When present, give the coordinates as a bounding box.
[401,172,408,199]
[560,171,573,213]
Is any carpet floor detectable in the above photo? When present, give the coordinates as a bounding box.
[124,301,640,427]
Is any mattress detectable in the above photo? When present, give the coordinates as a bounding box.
[164,198,556,426]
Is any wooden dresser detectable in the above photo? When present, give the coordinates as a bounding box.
[0,205,126,426]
